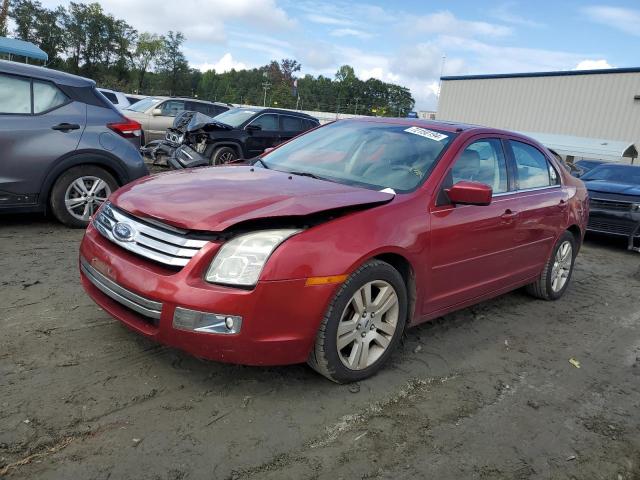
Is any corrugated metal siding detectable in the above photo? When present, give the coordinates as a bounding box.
[438,72,640,142]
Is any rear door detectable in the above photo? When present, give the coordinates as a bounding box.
[244,113,280,157]
[426,136,520,313]
[504,139,567,280]
[0,73,85,208]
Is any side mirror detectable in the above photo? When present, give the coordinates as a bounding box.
[246,124,261,132]
[445,181,492,206]
[151,108,162,116]
[263,147,274,155]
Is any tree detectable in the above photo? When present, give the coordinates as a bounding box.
[131,32,165,91]
[158,31,188,95]
[0,0,10,36]
[10,0,66,66]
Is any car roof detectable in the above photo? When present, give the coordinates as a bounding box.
[0,59,94,87]
[241,107,318,120]
[150,96,230,106]
[337,116,548,140]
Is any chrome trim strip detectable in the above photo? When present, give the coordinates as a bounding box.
[492,185,562,197]
[94,203,208,267]
[81,259,162,319]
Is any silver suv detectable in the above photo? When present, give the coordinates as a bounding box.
[123,97,231,143]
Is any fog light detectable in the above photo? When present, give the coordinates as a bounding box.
[173,307,242,335]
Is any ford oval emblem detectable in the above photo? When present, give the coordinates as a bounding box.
[112,222,135,242]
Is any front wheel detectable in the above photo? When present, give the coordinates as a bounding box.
[308,260,407,383]
[526,231,577,300]
[209,146,238,166]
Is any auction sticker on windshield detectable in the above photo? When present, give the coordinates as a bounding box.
[404,126,448,141]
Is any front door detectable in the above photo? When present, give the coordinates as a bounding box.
[425,137,520,314]
[244,113,280,157]
[147,100,185,141]
[0,73,85,208]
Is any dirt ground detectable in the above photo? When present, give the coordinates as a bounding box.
[1,212,639,480]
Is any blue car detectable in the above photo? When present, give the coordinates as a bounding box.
[583,163,640,251]
[0,60,148,227]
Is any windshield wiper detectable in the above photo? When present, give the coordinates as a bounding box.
[287,170,322,180]
[252,158,270,169]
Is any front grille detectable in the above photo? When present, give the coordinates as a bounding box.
[587,219,637,236]
[589,198,633,211]
[94,202,208,267]
[81,258,162,321]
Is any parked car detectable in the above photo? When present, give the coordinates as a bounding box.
[167,107,320,168]
[79,118,588,382]
[406,111,419,118]
[0,60,148,227]
[582,163,640,251]
[97,88,134,109]
[123,96,231,143]
[571,159,606,177]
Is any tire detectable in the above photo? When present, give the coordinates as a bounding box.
[526,231,577,300]
[209,146,238,166]
[50,165,118,228]
[308,260,408,383]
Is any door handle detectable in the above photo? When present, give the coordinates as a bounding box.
[51,123,80,131]
[500,209,519,223]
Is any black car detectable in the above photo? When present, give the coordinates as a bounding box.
[167,107,320,169]
[583,163,640,251]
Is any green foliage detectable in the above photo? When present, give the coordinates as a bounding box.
[5,0,415,116]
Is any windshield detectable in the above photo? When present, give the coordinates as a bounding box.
[125,97,162,112]
[261,120,455,192]
[213,108,263,127]
[581,165,640,184]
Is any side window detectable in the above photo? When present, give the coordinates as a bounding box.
[281,115,304,131]
[450,139,509,194]
[0,74,31,114]
[33,80,68,113]
[249,114,278,130]
[305,119,319,130]
[159,100,185,117]
[212,106,227,116]
[186,101,210,115]
[101,91,118,104]
[510,141,558,189]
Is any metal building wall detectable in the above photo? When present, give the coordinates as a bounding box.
[437,71,640,142]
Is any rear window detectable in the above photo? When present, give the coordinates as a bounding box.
[34,81,68,113]
[510,140,559,189]
[0,73,31,114]
[281,115,304,131]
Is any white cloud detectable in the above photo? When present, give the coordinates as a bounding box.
[492,2,545,27]
[574,59,613,70]
[41,0,295,43]
[412,11,512,38]
[583,5,640,36]
[330,28,373,39]
[305,13,353,27]
[195,53,248,73]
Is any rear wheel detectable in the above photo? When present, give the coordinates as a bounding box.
[50,165,118,228]
[209,146,238,166]
[526,231,576,300]
[308,260,407,383]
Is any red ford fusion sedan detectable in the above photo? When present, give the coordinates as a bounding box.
[79,118,589,383]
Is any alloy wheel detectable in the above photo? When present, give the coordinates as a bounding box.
[336,280,399,370]
[218,151,236,163]
[551,240,572,292]
[64,176,112,222]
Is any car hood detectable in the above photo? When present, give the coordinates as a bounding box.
[110,166,395,231]
[585,180,640,197]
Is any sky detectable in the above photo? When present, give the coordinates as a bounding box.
[40,0,640,110]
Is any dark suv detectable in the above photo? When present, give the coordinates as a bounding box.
[0,60,148,227]
[167,107,320,169]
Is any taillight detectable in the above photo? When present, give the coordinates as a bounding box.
[107,118,142,138]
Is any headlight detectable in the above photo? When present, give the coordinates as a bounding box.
[205,229,301,286]
[633,203,640,212]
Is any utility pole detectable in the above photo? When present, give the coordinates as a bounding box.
[262,71,271,107]
[438,54,447,98]
[354,97,359,115]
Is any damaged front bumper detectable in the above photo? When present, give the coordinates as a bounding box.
[168,145,210,170]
